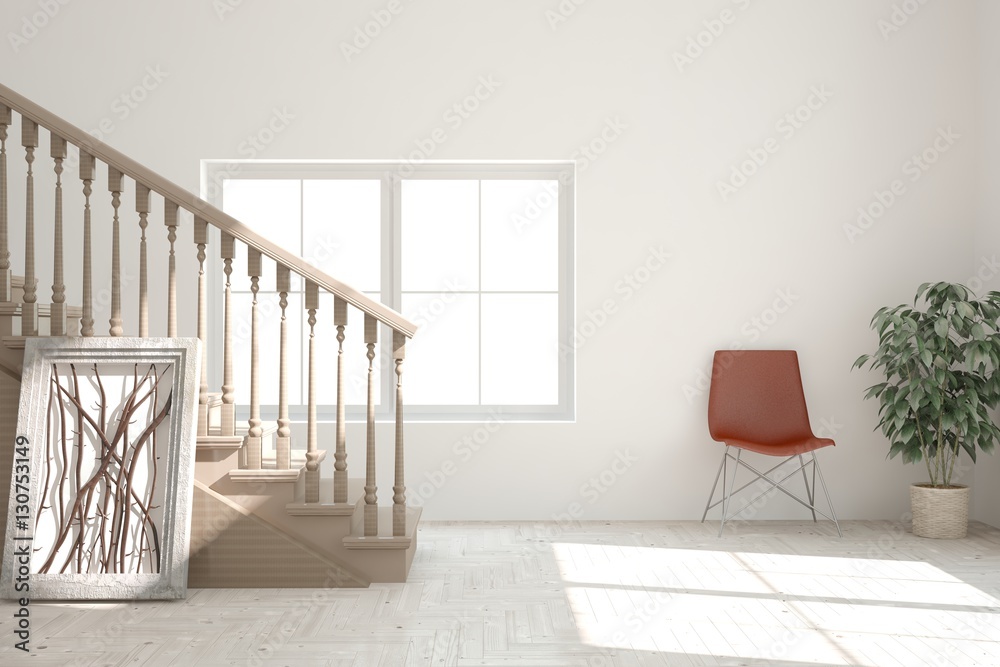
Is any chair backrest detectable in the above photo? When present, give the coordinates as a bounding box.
[707,350,815,446]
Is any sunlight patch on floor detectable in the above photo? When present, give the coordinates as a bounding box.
[555,543,1000,666]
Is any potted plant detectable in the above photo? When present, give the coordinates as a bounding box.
[854,282,1000,538]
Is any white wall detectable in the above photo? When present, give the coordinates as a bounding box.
[973,0,1000,528]
[0,0,987,521]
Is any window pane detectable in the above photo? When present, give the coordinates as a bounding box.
[481,294,559,405]
[314,291,381,406]
[402,293,479,405]
[402,180,479,292]
[481,180,559,292]
[222,179,301,285]
[303,180,381,293]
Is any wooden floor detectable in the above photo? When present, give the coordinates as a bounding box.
[2,520,1000,666]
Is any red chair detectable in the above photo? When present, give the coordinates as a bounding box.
[702,350,841,536]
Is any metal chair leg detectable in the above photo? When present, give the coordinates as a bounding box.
[702,451,727,523]
[719,448,741,537]
[799,454,816,522]
[813,453,842,538]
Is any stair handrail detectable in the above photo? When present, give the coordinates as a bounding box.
[0,82,417,338]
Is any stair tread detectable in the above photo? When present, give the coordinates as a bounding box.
[228,450,326,483]
[3,337,25,349]
[286,477,364,516]
[197,434,244,451]
[0,302,83,317]
[344,506,422,549]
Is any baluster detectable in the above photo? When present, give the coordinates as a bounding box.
[164,201,178,337]
[135,184,150,337]
[276,265,291,470]
[108,166,123,337]
[333,296,348,503]
[0,104,9,302]
[79,152,95,337]
[393,331,406,537]
[364,313,378,536]
[245,247,262,469]
[49,134,67,336]
[195,217,209,436]
[220,232,235,436]
[21,118,38,337]
[304,281,320,502]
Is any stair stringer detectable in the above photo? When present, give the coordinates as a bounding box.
[190,481,369,588]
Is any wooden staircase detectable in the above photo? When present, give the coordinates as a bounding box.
[0,83,420,588]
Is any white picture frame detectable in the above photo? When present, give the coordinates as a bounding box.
[1,337,201,600]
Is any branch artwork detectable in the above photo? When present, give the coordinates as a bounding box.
[3,337,201,600]
[33,362,172,576]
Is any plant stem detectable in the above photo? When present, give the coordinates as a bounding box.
[936,411,944,486]
[947,436,960,487]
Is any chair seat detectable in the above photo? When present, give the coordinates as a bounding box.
[715,436,834,457]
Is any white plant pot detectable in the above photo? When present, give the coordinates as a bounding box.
[910,483,970,539]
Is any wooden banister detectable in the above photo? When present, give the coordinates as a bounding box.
[1,83,416,516]
[0,82,417,338]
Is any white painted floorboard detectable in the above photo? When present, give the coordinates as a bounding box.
[1,520,999,666]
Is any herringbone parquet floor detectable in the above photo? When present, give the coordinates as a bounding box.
[2,520,999,666]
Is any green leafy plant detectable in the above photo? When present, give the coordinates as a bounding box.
[853,282,1000,487]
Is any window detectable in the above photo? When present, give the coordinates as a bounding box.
[203,162,575,422]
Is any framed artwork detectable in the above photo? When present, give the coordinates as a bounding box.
[1,337,201,600]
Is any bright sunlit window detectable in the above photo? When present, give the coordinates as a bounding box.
[202,161,575,422]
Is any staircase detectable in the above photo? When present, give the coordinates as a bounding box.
[0,83,420,587]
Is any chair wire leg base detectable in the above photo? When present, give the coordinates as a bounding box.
[719,448,741,537]
[799,454,817,522]
[702,451,728,523]
[813,452,842,538]
[703,449,842,538]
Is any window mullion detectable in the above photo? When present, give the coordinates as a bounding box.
[381,174,400,416]
[477,179,483,407]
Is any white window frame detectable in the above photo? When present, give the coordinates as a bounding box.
[201,160,576,423]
